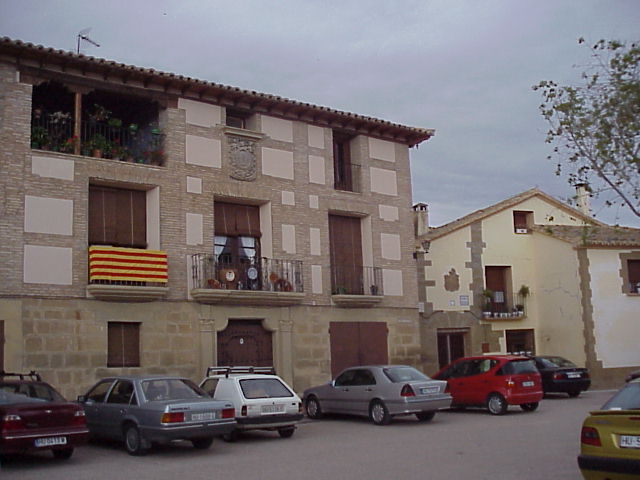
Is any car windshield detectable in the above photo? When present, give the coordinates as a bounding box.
[383,366,430,383]
[601,381,640,411]
[500,360,538,375]
[538,357,577,368]
[240,378,293,399]
[141,379,206,401]
[0,382,66,402]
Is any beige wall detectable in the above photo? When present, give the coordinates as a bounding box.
[588,249,640,368]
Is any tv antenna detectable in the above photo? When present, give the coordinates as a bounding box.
[77,28,100,54]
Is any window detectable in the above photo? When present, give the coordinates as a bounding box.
[619,253,640,295]
[333,131,358,192]
[239,378,294,399]
[505,329,535,354]
[513,211,532,234]
[107,322,140,367]
[226,109,252,129]
[89,185,146,248]
[485,266,513,313]
[86,380,113,403]
[201,378,219,397]
[106,380,135,404]
[214,202,261,288]
[627,259,640,294]
[329,214,363,294]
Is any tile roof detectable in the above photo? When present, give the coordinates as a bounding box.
[0,37,434,147]
[530,224,640,248]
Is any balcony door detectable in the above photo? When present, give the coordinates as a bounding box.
[485,266,512,313]
[89,185,146,248]
[329,214,363,294]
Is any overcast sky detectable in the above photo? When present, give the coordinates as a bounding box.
[1,0,639,227]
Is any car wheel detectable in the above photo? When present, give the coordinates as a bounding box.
[416,411,436,422]
[222,430,239,442]
[305,396,323,419]
[486,393,508,415]
[124,424,149,456]
[369,400,391,425]
[52,448,74,460]
[520,402,539,412]
[567,390,581,398]
[278,427,295,438]
[192,436,214,449]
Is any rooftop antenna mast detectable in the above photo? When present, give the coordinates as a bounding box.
[77,28,100,54]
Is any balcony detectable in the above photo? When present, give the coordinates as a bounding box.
[190,254,304,306]
[330,265,383,308]
[86,246,168,302]
[31,111,165,166]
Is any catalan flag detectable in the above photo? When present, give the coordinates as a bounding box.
[89,246,168,283]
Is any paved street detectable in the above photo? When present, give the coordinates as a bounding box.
[1,390,613,480]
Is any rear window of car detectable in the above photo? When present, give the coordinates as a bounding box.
[383,367,430,383]
[239,378,294,399]
[498,360,538,375]
[142,379,206,401]
[538,357,576,369]
[0,382,65,402]
[601,382,640,411]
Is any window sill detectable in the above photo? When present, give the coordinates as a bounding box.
[221,125,265,141]
[190,288,304,306]
[331,294,382,308]
[86,284,168,302]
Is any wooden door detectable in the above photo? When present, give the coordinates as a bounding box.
[329,322,388,377]
[437,330,466,368]
[217,320,273,367]
[0,320,4,371]
[328,215,363,294]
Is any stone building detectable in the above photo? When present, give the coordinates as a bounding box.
[0,37,434,398]
[416,188,640,387]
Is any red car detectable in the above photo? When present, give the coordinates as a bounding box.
[432,355,543,415]
[0,371,89,459]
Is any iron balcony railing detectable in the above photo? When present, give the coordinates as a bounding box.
[191,254,303,293]
[334,163,361,193]
[330,265,382,295]
[31,111,165,165]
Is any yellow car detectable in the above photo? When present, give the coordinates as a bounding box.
[578,377,640,479]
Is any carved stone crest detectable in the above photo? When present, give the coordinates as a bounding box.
[228,136,257,181]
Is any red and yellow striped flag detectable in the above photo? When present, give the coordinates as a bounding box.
[89,246,168,283]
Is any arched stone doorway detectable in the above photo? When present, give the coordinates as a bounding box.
[217,319,273,366]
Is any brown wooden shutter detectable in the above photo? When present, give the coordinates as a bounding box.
[329,214,363,293]
[89,186,146,248]
[513,211,528,230]
[215,202,260,236]
[108,322,140,367]
[628,260,640,284]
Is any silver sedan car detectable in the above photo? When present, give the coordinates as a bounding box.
[78,376,236,455]
[303,365,452,425]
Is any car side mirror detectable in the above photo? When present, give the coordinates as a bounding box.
[77,395,86,403]
[330,380,336,387]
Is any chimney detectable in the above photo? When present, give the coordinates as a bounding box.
[575,183,591,216]
[413,203,429,236]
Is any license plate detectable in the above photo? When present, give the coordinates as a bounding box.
[420,387,439,395]
[522,381,534,387]
[620,435,640,449]
[191,412,216,421]
[567,373,581,378]
[35,436,67,447]
[261,404,285,414]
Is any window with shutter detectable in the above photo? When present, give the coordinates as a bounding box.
[89,185,146,248]
[107,322,140,367]
[329,214,363,294]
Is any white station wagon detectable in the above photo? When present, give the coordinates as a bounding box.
[200,366,303,441]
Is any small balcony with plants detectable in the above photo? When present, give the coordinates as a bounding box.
[30,80,166,166]
[190,254,304,306]
[330,264,383,307]
[480,285,530,320]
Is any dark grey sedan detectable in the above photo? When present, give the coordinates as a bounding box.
[78,376,236,455]
[303,365,452,425]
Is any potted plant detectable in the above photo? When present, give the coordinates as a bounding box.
[482,289,493,318]
[30,126,49,149]
[517,284,530,316]
[86,134,110,158]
